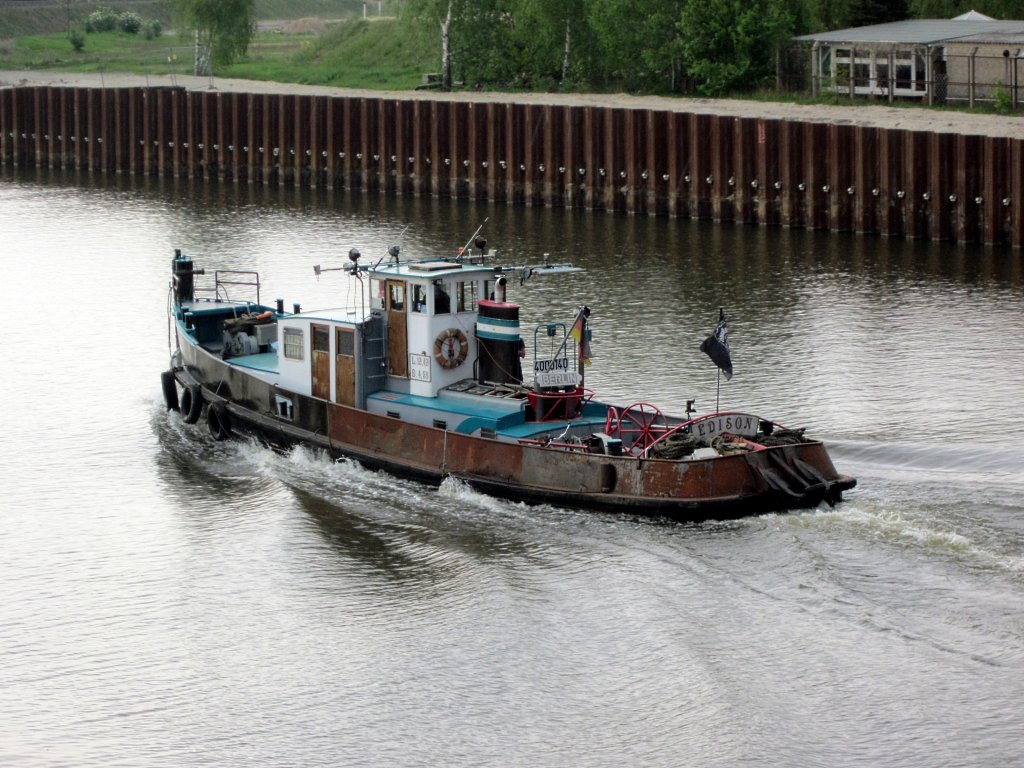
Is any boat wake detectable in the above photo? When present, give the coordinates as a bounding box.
[238,442,569,527]
[830,438,1024,484]
[789,500,1024,576]
[712,435,1024,580]
[154,399,1024,580]
[438,474,511,511]
[152,406,285,510]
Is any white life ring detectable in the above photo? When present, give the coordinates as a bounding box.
[433,328,469,369]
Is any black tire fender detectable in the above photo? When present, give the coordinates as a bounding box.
[161,370,179,412]
[180,384,203,424]
[207,401,231,441]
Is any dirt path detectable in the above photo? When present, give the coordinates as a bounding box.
[2,69,1022,139]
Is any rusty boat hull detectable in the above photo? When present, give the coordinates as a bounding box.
[169,340,855,521]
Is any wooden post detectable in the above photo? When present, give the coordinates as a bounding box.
[581,106,601,210]
[803,122,827,230]
[756,119,780,226]
[485,102,505,204]
[1010,138,1023,247]
[928,132,951,242]
[689,114,711,220]
[732,117,756,225]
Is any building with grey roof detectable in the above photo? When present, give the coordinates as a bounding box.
[794,13,1024,106]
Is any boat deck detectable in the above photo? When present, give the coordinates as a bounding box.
[229,352,278,373]
[368,384,609,440]
[370,390,524,425]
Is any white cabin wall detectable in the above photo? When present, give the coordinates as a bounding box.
[406,310,479,396]
[277,318,313,396]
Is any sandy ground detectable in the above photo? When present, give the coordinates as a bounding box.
[1,69,1022,139]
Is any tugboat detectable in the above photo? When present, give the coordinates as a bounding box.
[161,234,855,520]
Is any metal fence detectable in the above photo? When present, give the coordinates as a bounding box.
[781,42,1024,110]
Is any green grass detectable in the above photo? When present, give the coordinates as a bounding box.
[0,30,191,74]
[0,17,436,90]
[730,85,1017,116]
[0,0,387,38]
[224,18,435,89]
[0,1,171,39]
[254,0,373,19]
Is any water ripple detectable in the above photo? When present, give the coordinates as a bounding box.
[4,171,1024,767]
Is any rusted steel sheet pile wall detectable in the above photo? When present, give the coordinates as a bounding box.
[2,84,1021,246]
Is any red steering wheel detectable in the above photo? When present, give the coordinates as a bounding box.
[604,406,619,436]
[615,402,664,452]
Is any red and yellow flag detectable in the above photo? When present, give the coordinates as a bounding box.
[570,314,592,366]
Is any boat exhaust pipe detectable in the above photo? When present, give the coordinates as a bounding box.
[477,291,522,385]
[172,248,204,305]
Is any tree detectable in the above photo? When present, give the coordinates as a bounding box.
[509,0,592,86]
[407,0,561,89]
[177,0,256,75]
[845,0,909,26]
[587,0,686,91]
[440,0,453,90]
[404,0,452,86]
[678,0,798,95]
[404,0,503,87]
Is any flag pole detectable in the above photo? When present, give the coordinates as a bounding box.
[552,306,586,361]
[700,307,731,411]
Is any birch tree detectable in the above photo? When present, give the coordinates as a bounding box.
[177,0,256,75]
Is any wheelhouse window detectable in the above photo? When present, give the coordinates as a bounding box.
[370,278,385,310]
[412,284,427,313]
[433,279,451,314]
[456,280,477,312]
[388,282,405,312]
[283,327,304,360]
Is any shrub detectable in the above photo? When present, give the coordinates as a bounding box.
[993,80,1013,114]
[85,6,119,33]
[69,28,86,52]
[142,19,163,40]
[119,12,143,35]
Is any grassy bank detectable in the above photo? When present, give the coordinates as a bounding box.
[0,0,376,38]
[0,16,435,90]
[229,18,435,89]
[254,0,371,20]
[0,1,170,39]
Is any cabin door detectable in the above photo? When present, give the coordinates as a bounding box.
[335,328,356,407]
[311,324,331,399]
[386,280,408,378]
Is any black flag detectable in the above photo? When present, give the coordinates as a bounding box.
[699,308,733,380]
